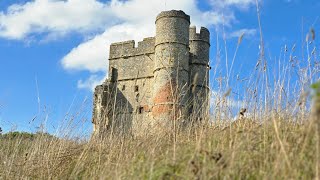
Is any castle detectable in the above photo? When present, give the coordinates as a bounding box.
[92,10,210,135]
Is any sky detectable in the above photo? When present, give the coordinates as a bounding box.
[0,0,319,134]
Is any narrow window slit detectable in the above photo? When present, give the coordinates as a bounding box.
[138,106,144,114]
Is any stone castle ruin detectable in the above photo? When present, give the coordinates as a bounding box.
[92,10,210,135]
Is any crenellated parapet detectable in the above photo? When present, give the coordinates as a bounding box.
[189,26,210,65]
[107,37,155,81]
[189,26,210,45]
[109,37,155,60]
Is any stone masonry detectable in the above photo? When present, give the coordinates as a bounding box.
[92,10,210,135]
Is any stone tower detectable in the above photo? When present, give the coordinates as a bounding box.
[92,10,210,135]
[189,26,210,120]
[152,11,190,123]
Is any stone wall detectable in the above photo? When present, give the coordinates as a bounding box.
[109,37,155,80]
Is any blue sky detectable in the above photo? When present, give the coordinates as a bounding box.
[0,0,319,134]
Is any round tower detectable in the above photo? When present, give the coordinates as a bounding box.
[152,10,190,123]
[189,26,210,120]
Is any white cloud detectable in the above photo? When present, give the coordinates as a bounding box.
[209,0,255,10]
[61,22,155,72]
[77,74,105,91]
[0,0,117,39]
[229,28,257,38]
[211,90,246,109]
[210,90,253,120]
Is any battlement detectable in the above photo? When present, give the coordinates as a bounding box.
[189,26,210,44]
[109,37,155,59]
[156,10,190,23]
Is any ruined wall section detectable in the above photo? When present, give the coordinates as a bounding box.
[92,83,116,135]
[189,26,210,120]
[92,84,105,133]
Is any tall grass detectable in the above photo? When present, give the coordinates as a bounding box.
[0,118,318,179]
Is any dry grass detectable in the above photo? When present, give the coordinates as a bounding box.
[0,116,318,179]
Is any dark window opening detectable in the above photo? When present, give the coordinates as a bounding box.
[189,105,194,113]
[122,85,126,90]
[111,67,118,82]
[134,85,139,92]
[138,106,144,114]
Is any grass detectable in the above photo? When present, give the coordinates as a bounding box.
[0,117,318,179]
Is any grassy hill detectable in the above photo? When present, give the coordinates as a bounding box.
[0,118,318,179]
